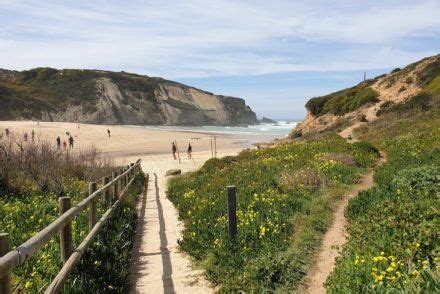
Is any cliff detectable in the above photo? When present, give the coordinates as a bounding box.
[0,68,258,126]
[292,54,440,138]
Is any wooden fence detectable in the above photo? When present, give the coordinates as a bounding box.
[0,159,143,293]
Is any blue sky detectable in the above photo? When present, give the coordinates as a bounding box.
[0,0,439,118]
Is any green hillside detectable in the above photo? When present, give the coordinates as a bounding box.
[165,55,440,292]
[305,81,379,116]
[327,86,440,293]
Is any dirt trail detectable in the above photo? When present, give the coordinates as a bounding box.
[303,152,386,293]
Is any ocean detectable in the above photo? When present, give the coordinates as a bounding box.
[141,120,299,139]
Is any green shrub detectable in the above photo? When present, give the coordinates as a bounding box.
[376,92,433,117]
[167,136,378,291]
[306,85,379,116]
[425,75,440,94]
[64,173,145,293]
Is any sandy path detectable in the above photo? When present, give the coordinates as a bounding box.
[128,150,239,294]
[303,152,386,293]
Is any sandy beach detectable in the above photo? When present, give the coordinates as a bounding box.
[0,120,259,158]
[0,120,274,293]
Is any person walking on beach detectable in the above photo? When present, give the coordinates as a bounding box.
[63,140,67,150]
[187,143,192,159]
[107,129,111,138]
[172,142,177,160]
[68,135,74,149]
[56,136,61,149]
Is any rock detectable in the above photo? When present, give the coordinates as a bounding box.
[259,117,277,124]
[166,169,181,176]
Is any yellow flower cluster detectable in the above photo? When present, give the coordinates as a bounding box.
[368,252,421,287]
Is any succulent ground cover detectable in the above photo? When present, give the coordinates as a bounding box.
[168,135,379,291]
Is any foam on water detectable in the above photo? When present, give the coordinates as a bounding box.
[133,120,298,139]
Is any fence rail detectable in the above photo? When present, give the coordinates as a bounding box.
[0,159,143,293]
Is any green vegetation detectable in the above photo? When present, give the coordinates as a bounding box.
[168,135,379,292]
[0,67,162,120]
[64,173,145,293]
[326,96,440,292]
[417,56,440,88]
[0,137,144,292]
[305,83,379,116]
[376,92,437,117]
[426,76,440,94]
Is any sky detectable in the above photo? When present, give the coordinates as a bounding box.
[0,0,439,119]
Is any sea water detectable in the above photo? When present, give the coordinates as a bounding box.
[141,120,298,138]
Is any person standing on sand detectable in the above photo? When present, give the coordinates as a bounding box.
[68,135,74,149]
[172,142,177,160]
[56,136,61,149]
[63,140,67,150]
[107,129,111,138]
[187,143,192,159]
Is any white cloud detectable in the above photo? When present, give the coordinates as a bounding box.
[0,0,439,78]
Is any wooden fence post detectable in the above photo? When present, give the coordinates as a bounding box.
[88,182,98,232]
[114,171,119,200]
[126,165,130,183]
[0,233,12,294]
[227,186,237,239]
[103,176,110,203]
[59,197,73,264]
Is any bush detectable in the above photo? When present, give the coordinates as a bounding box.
[64,173,145,293]
[289,129,302,139]
[0,136,141,292]
[358,114,368,122]
[376,92,433,117]
[167,135,379,291]
[306,85,379,116]
[0,136,113,196]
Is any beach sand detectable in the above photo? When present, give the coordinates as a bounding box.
[0,120,272,293]
[0,120,257,158]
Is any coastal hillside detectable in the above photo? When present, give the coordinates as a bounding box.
[293,54,440,138]
[162,54,439,292]
[0,68,258,126]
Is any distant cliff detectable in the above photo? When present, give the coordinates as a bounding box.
[0,68,258,126]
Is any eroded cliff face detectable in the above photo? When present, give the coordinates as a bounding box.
[0,68,258,126]
[292,54,440,138]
